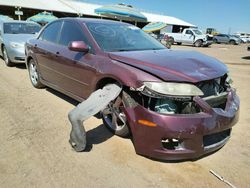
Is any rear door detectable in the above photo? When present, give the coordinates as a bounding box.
[52,20,97,99]
[34,21,63,84]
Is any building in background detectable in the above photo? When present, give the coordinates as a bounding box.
[0,0,195,32]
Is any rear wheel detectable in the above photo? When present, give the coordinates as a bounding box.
[28,59,44,88]
[177,42,182,45]
[2,46,14,67]
[213,38,218,43]
[102,91,136,137]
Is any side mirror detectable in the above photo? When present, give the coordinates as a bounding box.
[68,41,89,53]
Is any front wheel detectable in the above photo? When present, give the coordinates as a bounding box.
[2,46,14,67]
[102,91,136,137]
[28,59,44,88]
[229,40,236,45]
[194,40,202,47]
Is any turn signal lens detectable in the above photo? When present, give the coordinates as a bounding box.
[138,120,157,127]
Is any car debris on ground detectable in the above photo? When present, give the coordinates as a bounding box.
[209,170,236,188]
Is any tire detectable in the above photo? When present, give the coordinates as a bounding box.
[102,90,136,137]
[229,40,236,45]
[2,46,14,67]
[177,42,182,45]
[213,38,218,43]
[194,40,202,47]
[169,37,174,45]
[28,59,44,88]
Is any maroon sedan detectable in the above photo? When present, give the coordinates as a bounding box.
[25,18,239,160]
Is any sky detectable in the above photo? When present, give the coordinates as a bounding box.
[79,0,250,34]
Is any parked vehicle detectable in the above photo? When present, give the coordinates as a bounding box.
[0,20,41,66]
[213,34,241,45]
[240,37,250,43]
[206,28,219,36]
[148,33,171,49]
[165,28,212,47]
[25,18,239,160]
[231,35,244,43]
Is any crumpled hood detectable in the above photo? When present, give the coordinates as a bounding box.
[108,49,228,83]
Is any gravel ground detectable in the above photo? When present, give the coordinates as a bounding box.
[0,43,249,188]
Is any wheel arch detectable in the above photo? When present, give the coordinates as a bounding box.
[26,56,33,69]
[95,77,124,90]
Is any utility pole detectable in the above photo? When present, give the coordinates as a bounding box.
[15,6,22,20]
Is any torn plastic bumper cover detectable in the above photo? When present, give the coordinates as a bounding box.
[68,84,122,152]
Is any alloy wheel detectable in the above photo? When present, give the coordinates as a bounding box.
[29,62,39,86]
[102,97,127,132]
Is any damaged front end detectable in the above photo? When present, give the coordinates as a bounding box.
[125,73,239,160]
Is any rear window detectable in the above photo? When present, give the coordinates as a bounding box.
[3,22,41,34]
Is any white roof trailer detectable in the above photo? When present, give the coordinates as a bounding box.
[0,0,195,28]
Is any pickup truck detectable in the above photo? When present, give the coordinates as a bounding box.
[165,28,213,47]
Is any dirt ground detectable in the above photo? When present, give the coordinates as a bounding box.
[0,43,249,188]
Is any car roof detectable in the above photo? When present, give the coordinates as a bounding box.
[58,17,131,25]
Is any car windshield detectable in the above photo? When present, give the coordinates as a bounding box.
[3,22,41,34]
[192,29,203,35]
[86,22,165,52]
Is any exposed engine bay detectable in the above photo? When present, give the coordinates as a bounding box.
[131,74,232,115]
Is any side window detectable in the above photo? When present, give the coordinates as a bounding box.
[58,21,87,46]
[39,21,62,43]
[185,30,192,35]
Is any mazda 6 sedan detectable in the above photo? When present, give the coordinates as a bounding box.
[25,18,239,160]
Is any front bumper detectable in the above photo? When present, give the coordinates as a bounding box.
[7,46,25,63]
[202,40,213,46]
[125,89,239,160]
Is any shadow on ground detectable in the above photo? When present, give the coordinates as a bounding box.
[84,124,114,151]
[46,87,79,106]
[242,56,250,60]
[14,64,26,69]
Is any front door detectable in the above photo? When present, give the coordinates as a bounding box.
[51,20,97,99]
[183,29,194,44]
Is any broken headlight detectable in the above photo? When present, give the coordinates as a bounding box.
[141,82,203,114]
[142,82,204,97]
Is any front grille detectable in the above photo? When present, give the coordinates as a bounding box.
[203,129,231,149]
[203,92,227,109]
[197,75,229,110]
